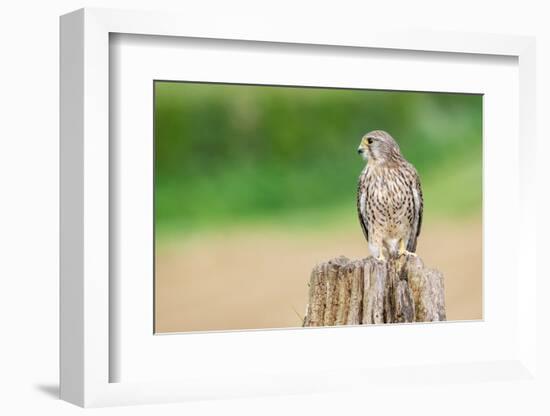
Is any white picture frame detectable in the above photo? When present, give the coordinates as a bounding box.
[60,7,538,408]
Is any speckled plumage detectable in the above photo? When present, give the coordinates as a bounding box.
[356,130,423,259]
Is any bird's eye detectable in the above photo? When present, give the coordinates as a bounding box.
[367,138,373,144]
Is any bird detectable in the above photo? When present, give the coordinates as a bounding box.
[356,130,423,261]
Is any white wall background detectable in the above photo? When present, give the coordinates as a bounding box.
[0,1,548,414]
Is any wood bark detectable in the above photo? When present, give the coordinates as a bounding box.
[303,254,445,326]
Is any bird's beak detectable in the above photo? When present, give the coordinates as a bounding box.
[358,145,368,160]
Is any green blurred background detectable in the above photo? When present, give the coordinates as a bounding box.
[154,81,482,333]
[155,82,482,235]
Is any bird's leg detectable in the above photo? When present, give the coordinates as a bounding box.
[398,239,406,256]
[369,243,386,262]
[376,246,387,262]
[398,239,417,257]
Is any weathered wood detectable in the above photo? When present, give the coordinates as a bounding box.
[303,254,446,326]
[346,261,364,325]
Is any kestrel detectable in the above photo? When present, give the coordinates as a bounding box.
[356,130,423,261]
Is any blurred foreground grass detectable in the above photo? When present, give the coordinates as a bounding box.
[155,82,482,237]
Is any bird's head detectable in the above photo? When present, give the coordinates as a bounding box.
[357,130,402,163]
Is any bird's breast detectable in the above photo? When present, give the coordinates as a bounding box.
[366,168,412,221]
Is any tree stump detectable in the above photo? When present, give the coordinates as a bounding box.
[303,254,445,326]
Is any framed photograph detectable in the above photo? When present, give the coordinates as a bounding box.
[60,8,538,407]
[153,81,482,333]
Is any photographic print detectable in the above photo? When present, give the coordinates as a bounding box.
[154,81,482,333]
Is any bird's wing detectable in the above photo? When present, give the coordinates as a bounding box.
[357,172,369,242]
[407,171,423,252]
